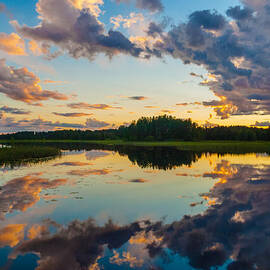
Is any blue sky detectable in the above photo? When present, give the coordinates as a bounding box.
[1,0,269,132]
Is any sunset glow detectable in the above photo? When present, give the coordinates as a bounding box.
[0,0,269,132]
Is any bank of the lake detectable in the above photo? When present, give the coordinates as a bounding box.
[1,140,270,153]
[0,145,61,166]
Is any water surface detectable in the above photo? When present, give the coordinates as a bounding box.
[0,145,269,270]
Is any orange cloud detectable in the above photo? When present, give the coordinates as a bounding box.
[0,175,68,219]
[53,112,93,117]
[110,250,144,268]
[27,224,47,240]
[203,160,238,185]
[69,0,104,17]
[161,110,175,114]
[129,231,162,245]
[0,224,25,247]
[110,13,144,29]
[144,106,159,109]
[203,95,238,120]
[28,40,46,55]
[67,102,123,110]
[0,59,69,104]
[0,33,26,55]
[69,168,113,176]
[43,79,68,84]
[53,161,92,166]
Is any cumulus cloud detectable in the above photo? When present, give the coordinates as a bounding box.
[0,106,30,115]
[115,0,163,12]
[13,0,147,60]
[146,1,270,118]
[9,0,270,118]
[0,59,68,105]
[67,102,122,110]
[53,112,93,117]
[226,5,253,20]
[0,33,26,55]
[7,0,270,119]
[69,0,104,17]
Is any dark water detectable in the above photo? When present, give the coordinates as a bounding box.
[0,145,270,270]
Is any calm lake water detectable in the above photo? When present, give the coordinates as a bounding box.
[0,144,270,270]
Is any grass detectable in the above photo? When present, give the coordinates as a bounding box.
[0,145,61,167]
[0,140,270,153]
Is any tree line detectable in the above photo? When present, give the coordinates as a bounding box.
[0,115,270,141]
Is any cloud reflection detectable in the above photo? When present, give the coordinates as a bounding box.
[10,161,270,270]
[0,174,68,219]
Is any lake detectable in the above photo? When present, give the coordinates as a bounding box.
[0,144,270,270]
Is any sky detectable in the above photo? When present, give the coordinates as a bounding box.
[0,0,269,132]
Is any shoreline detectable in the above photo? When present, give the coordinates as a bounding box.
[1,140,270,153]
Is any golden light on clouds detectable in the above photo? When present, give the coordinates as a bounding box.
[0,32,26,55]
[68,0,104,16]
[28,40,46,56]
[27,224,47,240]
[110,13,144,29]
[0,174,68,218]
[0,224,25,247]
[110,250,144,268]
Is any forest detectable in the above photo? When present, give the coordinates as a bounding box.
[0,115,269,141]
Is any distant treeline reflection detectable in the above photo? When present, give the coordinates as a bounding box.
[117,146,201,170]
[1,142,202,170]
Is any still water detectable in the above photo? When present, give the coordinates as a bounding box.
[0,145,270,270]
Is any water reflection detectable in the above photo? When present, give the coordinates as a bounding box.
[4,143,202,170]
[0,173,68,220]
[0,146,270,269]
[147,162,270,270]
[116,146,202,170]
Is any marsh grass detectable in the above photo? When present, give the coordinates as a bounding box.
[0,146,61,167]
[0,140,270,154]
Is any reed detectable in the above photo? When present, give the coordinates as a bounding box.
[0,146,61,167]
